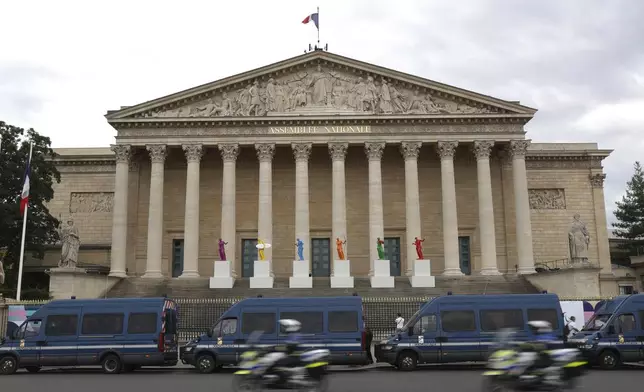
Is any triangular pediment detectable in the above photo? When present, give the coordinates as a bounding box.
[106,51,536,121]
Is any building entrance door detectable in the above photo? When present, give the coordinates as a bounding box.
[311,238,331,277]
[242,239,258,277]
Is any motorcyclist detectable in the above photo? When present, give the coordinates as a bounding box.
[267,319,304,383]
[519,320,556,380]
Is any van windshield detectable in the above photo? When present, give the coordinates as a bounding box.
[402,310,421,330]
[583,313,611,331]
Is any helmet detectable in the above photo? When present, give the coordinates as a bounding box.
[279,319,301,333]
[528,320,552,334]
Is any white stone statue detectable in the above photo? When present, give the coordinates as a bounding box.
[58,218,81,268]
[568,214,590,263]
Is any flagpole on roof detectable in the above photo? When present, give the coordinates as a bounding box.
[317,6,320,46]
[16,141,34,301]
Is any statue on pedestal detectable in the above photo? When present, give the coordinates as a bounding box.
[295,238,304,261]
[413,237,425,260]
[256,239,271,261]
[568,214,590,263]
[218,238,228,261]
[336,238,346,260]
[376,238,385,260]
[57,217,80,269]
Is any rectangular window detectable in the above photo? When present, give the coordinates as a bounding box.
[527,309,559,329]
[480,310,524,332]
[440,310,476,332]
[280,312,324,334]
[45,315,78,336]
[127,313,158,334]
[242,312,276,335]
[213,318,238,336]
[413,314,437,335]
[619,285,634,295]
[328,311,359,332]
[617,313,636,334]
[81,313,124,335]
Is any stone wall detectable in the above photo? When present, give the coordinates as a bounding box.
[525,266,601,297]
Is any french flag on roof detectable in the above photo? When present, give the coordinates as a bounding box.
[20,156,31,216]
[302,13,319,29]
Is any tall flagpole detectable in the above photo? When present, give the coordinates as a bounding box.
[317,6,320,46]
[16,142,34,301]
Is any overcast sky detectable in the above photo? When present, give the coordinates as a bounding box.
[1,0,642,226]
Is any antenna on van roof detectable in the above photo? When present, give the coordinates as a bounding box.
[542,291,548,294]
[71,296,76,299]
[447,291,452,295]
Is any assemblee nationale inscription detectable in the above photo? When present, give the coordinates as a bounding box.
[269,125,371,134]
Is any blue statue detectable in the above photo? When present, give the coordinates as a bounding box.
[296,238,304,261]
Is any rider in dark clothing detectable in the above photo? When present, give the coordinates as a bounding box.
[520,321,556,377]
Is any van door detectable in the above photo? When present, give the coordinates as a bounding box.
[613,313,640,362]
[40,311,80,366]
[410,314,439,363]
[239,307,278,356]
[437,305,481,363]
[14,319,43,368]
[211,317,239,365]
[326,307,364,365]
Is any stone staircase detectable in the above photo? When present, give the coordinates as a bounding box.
[106,274,539,298]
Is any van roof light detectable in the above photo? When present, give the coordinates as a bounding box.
[447,291,452,296]
[542,290,548,294]
[71,296,76,299]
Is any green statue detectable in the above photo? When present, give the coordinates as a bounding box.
[376,237,385,260]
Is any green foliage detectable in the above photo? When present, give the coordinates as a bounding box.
[612,161,644,254]
[0,121,61,297]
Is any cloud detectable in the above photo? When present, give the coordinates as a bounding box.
[0,0,642,225]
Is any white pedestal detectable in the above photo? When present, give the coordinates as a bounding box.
[250,260,274,288]
[330,259,354,288]
[289,260,312,288]
[209,260,235,289]
[409,259,436,288]
[370,259,395,288]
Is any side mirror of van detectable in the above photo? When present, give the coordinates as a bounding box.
[607,325,616,335]
[206,329,213,338]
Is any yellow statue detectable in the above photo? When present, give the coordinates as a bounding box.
[257,239,266,261]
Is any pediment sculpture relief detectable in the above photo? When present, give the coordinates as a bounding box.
[142,65,494,118]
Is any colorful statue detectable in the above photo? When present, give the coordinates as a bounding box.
[257,239,266,261]
[336,237,346,260]
[413,237,425,260]
[376,237,385,260]
[218,238,228,261]
[295,238,304,261]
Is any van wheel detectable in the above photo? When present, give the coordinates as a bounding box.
[0,356,18,375]
[397,351,418,371]
[25,366,41,373]
[598,350,620,370]
[196,353,216,374]
[101,354,123,374]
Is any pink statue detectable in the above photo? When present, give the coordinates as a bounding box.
[413,237,425,260]
[218,238,228,261]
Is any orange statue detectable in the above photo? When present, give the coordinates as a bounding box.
[336,237,346,260]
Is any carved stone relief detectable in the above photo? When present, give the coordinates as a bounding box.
[69,192,114,213]
[528,189,566,210]
[141,64,495,118]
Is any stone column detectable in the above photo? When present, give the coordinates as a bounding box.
[256,143,276,264]
[365,142,386,273]
[437,141,462,276]
[590,173,611,273]
[401,142,423,275]
[509,140,535,274]
[219,143,239,276]
[329,143,349,263]
[473,141,500,275]
[180,144,204,278]
[293,143,312,262]
[109,145,131,278]
[143,144,167,278]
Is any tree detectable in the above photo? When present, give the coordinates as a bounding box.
[0,121,61,298]
[612,161,644,255]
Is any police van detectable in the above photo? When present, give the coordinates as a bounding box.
[181,296,368,373]
[0,297,178,375]
[374,293,565,370]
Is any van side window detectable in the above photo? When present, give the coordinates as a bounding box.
[413,315,437,335]
[527,309,559,328]
[45,315,78,336]
[280,312,323,334]
[242,313,276,334]
[128,313,158,334]
[18,320,42,339]
[82,313,124,335]
[328,311,358,332]
[480,310,524,332]
[617,314,636,334]
[214,318,238,336]
[440,311,476,332]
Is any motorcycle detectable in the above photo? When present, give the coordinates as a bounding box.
[232,331,330,392]
[482,329,587,391]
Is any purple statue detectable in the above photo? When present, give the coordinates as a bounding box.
[218,238,228,261]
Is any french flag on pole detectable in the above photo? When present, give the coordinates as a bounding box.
[20,155,31,216]
[302,12,319,29]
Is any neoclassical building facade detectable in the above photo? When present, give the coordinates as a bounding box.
[38,51,615,292]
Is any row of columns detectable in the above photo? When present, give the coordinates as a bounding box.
[108,140,535,278]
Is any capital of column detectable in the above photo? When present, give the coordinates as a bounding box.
[400,141,422,160]
[509,139,531,159]
[255,143,276,162]
[590,173,606,188]
[146,144,167,164]
[365,142,385,161]
[437,141,458,159]
[219,143,240,162]
[473,140,494,160]
[292,143,312,162]
[328,143,348,161]
[111,144,131,164]
[183,144,204,163]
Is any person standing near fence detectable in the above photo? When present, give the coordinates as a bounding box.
[395,313,405,333]
[365,326,374,364]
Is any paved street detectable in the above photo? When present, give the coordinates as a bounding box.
[2,366,644,391]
